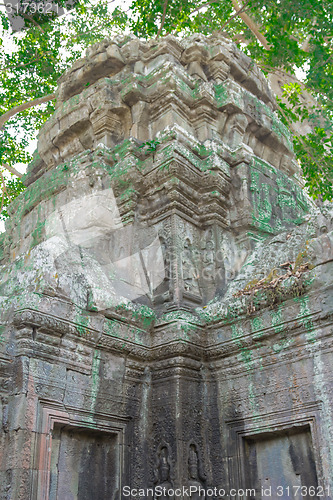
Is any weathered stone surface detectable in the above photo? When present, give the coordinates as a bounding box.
[1,34,333,499]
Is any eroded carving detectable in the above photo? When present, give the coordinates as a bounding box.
[154,445,174,500]
[1,34,332,500]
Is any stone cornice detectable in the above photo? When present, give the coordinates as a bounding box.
[10,291,333,367]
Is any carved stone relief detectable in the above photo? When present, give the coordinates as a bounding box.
[0,33,332,499]
[188,443,206,499]
[154,445,174,500]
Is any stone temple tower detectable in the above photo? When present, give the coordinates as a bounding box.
[0,34,333,499]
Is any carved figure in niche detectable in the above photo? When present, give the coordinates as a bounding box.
[160,238,171,281]
[181,238,200,295]
[251,172,273,228]
[276,177,298,222]
[257,183,273,225]
[202,231,215,283]
[188,444,205,500]
[152,235,173,305]
[154,446,174,500]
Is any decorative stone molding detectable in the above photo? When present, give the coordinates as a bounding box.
[1,34,333,498]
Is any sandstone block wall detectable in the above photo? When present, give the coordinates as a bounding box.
[0,34,332,499]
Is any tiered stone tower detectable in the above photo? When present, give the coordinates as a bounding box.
[0,34,333,499]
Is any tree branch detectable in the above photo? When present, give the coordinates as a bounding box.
[301,34,311,52]
[21,12,46,33]
[0,186,4,214]
[0,170,12,202]
[232,33,249,44]
[311,52,333,72]
[168,0,250,37]
[156,0,169,38]
[219,0,250,31]
[0,93,56,130]
[276,101,324,171]
[301,17,316,52]
[231,0,270,49]
[0,0,122,75]
[0,49,55,74]
[185,0,223,18]
[3,163,23,179]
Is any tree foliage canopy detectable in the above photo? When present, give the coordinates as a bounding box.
[0,0,332,219]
